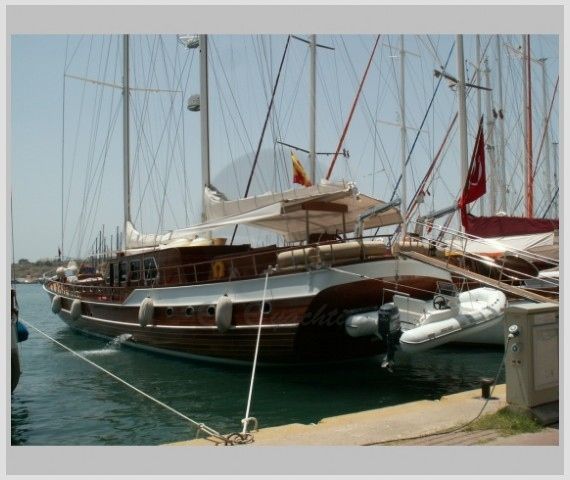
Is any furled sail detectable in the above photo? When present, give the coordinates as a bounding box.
[126,180,403,248]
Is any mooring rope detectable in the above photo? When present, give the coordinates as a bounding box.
[364,345,509,445]
[19,318,233,444]
[328,264,511,445]
[240,269,270,441]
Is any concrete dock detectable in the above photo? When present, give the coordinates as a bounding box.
[168,383,557,446]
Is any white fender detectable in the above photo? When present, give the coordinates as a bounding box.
[345,311,378,337]
[139,297,154,327]
[51,295,62,314]
[215,295,233,332]
[70,299,82,320]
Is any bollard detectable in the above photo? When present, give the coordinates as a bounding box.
[480,377,494,399]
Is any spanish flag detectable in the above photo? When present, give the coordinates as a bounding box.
[291,151,312,187]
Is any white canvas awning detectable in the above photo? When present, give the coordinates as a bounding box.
[459,231,557,256]
[126,181,402,248]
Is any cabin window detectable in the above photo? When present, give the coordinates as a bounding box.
[130,260,141,282]
[144,257,158,282]
[119,261,128,284]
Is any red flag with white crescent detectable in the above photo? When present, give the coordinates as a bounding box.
[459,117,486,210]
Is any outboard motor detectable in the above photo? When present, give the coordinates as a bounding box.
[377,303,401,371]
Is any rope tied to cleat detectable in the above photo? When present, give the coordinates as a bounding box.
[19,318,254,446]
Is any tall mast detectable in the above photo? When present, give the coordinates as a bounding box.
[484,58,496,214]
[199,35,211,230]
[523,34,534,217]
[309,34,316,184]
[475,35,485,215]
[399,34,408,237]
[122,34,131,249]
[539,58,552,213]
[456,35,469,196]
[495,35,507,213]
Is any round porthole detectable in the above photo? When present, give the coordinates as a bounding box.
[207,305,216,316]
[263,302,272,314]
[185,306,194,317]
[165,307,174,317]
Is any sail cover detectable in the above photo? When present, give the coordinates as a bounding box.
[457,231,557,257]
[126,181,402,248]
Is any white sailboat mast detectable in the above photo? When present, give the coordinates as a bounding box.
[522,34,533,218]
[484,58,497,214]
[399,35,408,237]
[475,35,485,215]
[199,35,212,230]
[309,34,316,184]
[456,35,469,197]
[495,35,507,213]
[122,34,131,249]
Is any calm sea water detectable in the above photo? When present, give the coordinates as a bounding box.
[11,284,505,446]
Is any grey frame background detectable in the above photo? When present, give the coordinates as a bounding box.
[4,3,564,476]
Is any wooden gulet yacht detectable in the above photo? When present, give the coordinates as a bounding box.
[44,35,453,364]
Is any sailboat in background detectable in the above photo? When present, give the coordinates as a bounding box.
[405,34,559,297]
[454,35,559,288]
[44,34,453,364]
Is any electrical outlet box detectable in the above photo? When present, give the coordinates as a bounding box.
[504,301,559,408]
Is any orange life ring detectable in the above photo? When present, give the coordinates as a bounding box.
[212,261,225,280]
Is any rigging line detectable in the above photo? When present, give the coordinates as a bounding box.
[332,37,344,127]
[210,40,257,158]
[326,34,381,180]
[368,348,508,446]
[407,113,458,220]
[78,39,122,255]
[209,47,262,188]
[279,44,308,142]
[74,36,114,256]
[134,35,163,219]
[155,37,189,233]
[133,38,181,226]
[339,36,396,186]
[242,269,270,435]
[80,97,123,257]
[177,48,195,226]
[371,38,384,197]
[73,41,121,256]
[267,48,293,194]
[134,90,183,233]
[230,35,291,245]
[542,186,559,218]
[64,36,94,254]
[388,40,455,203]
[391,34,495,224]
[532,76,559,180]
[64,34,85,73]
[61,35,69,258]
[20,318,225,443]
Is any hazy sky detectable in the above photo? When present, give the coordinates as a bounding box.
[10,32,559,262]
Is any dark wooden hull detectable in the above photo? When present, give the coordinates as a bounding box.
[47,274,441,364]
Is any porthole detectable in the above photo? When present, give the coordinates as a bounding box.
[165,307,174,317]
[263,302,272,314]
[207,306,216,316]
[185,306,194,317]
